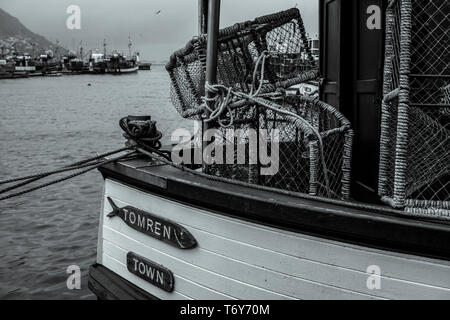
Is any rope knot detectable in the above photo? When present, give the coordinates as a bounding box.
[120,116,162,150]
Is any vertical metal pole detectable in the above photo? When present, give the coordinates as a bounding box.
[205,0,220,87]
[198,0,209,35]
[198,0,209,170]
[203,0,221,172]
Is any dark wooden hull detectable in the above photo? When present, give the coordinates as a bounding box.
[139,63,152,70]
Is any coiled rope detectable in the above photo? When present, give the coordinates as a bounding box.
[201,51,331,196]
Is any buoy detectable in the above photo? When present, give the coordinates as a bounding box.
[88,83,91,86]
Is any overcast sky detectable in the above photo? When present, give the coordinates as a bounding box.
[1,0,318,61]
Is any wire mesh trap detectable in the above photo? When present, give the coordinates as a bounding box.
[379,0,450,219]
[206,95,353,200]
[166,8,318,120]
[166,7,353,200]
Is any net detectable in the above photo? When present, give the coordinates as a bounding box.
[207,95,353,200]
[166,8,318,120]
[379,0,450,219]
[166,8,353,201]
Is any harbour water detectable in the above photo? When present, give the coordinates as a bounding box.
[0,65,189,299]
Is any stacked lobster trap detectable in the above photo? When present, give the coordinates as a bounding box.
[166,8,353,200]
[379,0,450,218]
[206,95,353,200]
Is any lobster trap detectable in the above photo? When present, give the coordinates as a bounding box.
[379,0,450,218]
[207,95,353,200]
[166,8,318,120]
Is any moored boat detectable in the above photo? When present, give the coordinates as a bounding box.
[89,52,107,74]
[88,0,450,300]
[90,157,450,300]
[107,52,139,74]
[107,37,139,74]
[13,55,36,74]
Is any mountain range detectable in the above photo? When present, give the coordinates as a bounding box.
[0,8,66,56]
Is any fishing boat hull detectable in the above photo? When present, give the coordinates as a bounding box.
[15,66,36,73]
[43,72,62,77]
[89,159,450,300]
[0,72,13,79]
[139,63,152,70]
[109,66,139,74]
[27,72,44,77]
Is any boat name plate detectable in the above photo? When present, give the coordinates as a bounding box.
[127,252,174,292]
[107,197,197,249]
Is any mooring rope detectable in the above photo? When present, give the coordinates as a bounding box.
[0,160,105,195]
[200,51,331,196]
[0,146,132,186]
[0,151,137,202]
[0,115,168,202]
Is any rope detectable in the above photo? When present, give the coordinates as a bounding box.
[0,146,132,185]
[0,116,165,202]
[0,151,136,202]
[0,160,105,195]
[119,116,163,149]
[200,51,332,196]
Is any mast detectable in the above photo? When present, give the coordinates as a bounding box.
[30,43,35,59]
[55,39,60,60]
[198,0,208,35]
[203,0,221,172]
[103,39,107,57]
[205,0,220,100]
[128,35,132,57]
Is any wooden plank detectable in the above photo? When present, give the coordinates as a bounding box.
[108,161,167,189]
[104,209,450,300]
[96,183,106,265]
[99,160,450,263]
[105,179,450,292]
[103,238,288,300]
[103,226,382,300]
[102,253,192,300]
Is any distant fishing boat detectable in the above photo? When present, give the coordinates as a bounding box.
[107,37,140,74]
[107,52,139,74]
[13,55,36,74]
[34,51,62,76]
[0,58,29,78]
[62,52,89,74]
[89,52,107,74]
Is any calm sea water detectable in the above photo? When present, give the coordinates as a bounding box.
[0,65,190,299]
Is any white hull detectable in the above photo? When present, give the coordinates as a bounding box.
[97,179,450,300]
[15,66,36,72]
[109,66,139,74]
